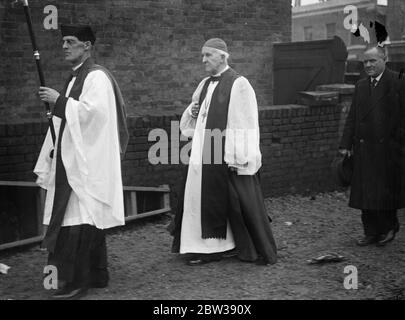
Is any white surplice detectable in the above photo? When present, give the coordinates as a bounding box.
[34,69,125,229]
[179,67,262,254]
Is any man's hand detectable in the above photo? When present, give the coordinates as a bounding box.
[38,87,60,105]
[339,149,351,156]
[190,102,200,119]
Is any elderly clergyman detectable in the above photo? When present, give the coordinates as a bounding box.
[34,24,128,299]
[172,38,277,266]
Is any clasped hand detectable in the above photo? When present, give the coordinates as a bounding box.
[38,87,60,105]
[191,102,200,119]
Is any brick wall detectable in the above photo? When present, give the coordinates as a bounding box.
[0,0,291,123]
[0,102,345,213]
[259,104,342,196]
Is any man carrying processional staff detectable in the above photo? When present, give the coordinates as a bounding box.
[35,24,129,300]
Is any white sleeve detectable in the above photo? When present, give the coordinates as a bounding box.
[180,78,208,138]
[64,70,118,206]
[225,77,262,175]
[180,102,197,138]
[65,70,111,130]
[34,118,61,189]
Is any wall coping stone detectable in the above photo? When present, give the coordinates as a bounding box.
[0,103,342,127]
[316,83,355,95]
[298,91,339,106]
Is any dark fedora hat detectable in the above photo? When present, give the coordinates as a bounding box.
[331,153,353,188]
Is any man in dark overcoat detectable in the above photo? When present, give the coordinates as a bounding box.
[339,46,405,246]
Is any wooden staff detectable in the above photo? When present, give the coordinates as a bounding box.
[17,0,56,145]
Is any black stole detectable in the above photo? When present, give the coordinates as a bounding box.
[42,58,94,253]
[199,68,240,239]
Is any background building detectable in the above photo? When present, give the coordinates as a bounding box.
[386,0,405,61]
[386,0,405,41]
[292,0,387,59]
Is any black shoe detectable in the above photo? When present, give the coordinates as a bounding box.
[394,222,400,233]
[51,286,88,300]
[222,249,237,259]
[376,230,396,247]
[356,235,378,246]
[187,256,222,266]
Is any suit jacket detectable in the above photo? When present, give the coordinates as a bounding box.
[340,68,405,210]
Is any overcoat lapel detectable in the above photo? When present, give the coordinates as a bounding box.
[359,80,371,120]
[360,70,391,120]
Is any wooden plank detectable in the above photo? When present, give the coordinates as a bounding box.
[0,236,43,251]
[125,208,171,222]
[0,182,170,193]
[0,182,171,251]
[0,206,171,251]
[36,190,42,236]
[162,184,170,210]
[123,186,170,192]
[124,190,132,217]
[0,181,170,191]
[0,181,38,187]
[36,189,46,236]
[130,191,138,216]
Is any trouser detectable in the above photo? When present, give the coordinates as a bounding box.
[47,224,109,289]
[361,209,400,236]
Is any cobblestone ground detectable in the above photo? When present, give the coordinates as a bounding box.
[1,191,404,300]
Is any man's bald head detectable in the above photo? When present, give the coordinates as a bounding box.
[364,46,387,60]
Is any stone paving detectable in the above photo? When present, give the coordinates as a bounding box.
[0,191,404,300]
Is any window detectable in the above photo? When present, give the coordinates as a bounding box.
[326,23,336,39]
[304,26,313,41]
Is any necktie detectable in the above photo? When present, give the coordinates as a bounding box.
[209,76,220,83]
[371,78,378,88]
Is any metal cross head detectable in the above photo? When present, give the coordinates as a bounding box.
[11,0,28,8]
[201,112,207,122]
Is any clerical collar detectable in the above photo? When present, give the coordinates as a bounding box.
[70,61,86,78]
[70,62,85,77]
[72,62,84,71]
[212,65,229,78]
